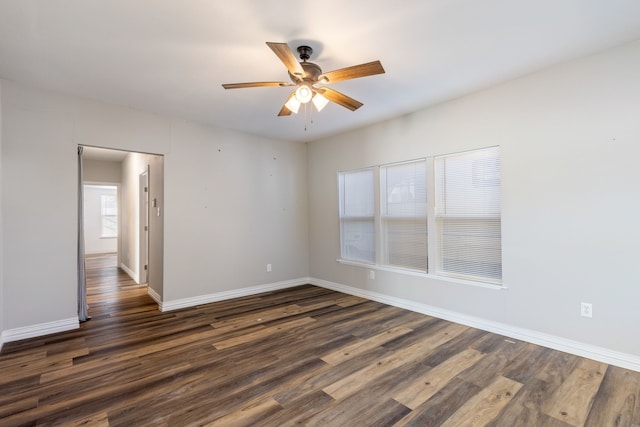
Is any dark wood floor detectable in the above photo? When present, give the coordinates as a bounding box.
[1,254,640,426]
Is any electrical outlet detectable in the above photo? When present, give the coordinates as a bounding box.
[369,270,375,280]
[581,302,593,318]
[266,264,272,272]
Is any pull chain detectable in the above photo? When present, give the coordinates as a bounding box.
[303,102,315,132]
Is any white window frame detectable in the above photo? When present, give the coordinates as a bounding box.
[337,147,503,288]
[434,146,502,284]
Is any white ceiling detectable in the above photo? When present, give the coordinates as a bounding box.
[1,1,640,143]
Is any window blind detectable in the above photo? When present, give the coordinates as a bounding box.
[338,168,375,263]
[380,160,427,271]
[101,194,118,237]
[434,147,502,282]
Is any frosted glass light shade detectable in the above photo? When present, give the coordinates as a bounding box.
[285,96,301,114]
[312,93,329,112]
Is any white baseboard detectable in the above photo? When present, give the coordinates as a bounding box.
[1,317,79,346]
[85,250,117,255]
[120,262,139,284]
[309,277,640,373]
[147,286,161,306]
[160,277,309,312]
[6,279,636,373]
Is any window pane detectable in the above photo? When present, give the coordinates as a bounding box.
[383,218,427,270]
[101,194,118,237]
[435,147,501,282]
[339,168,375,263]
[436,148,501,216]
[439,218,502,280]
[341,218,375,263]
[381,160,427,271]
[340,169,375,217]
[101,194,117,216]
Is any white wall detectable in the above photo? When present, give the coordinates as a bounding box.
[120,152,144,280]
[2,83,79,330]
[0,80,309,333]
[83,185,118,254]
[119,151,162,288]
[163,120,309,301]
[308,40,640,358]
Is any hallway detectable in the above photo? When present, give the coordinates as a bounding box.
[85,253,150,318]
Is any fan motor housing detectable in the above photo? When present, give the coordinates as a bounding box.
[289,61,322,84]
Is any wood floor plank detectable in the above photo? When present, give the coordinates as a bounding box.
[212,316,316,349]
[457,336,529,388]
[439,375,523,426]
[485,377,558,427]
[502,342,556,384]
[304,396,409,427]
[0,349,47,370]
[272,346,391,405]
[0,396,38,419]
[584,365,640,427]
[321,325,413,365]
[261,390,335,426]
[0,363,190,426]
[0,347,88,386]
[394,376,484,426]
[543,358,608,426]
[38,326,220,384]
[1,254,639,426]
[202,396,283,427]
[323,322,468,400]
[394,347,486,409]
[486,349,585,427]
[64,411,110,427]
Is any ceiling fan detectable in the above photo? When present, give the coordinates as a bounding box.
[222,42,385,116]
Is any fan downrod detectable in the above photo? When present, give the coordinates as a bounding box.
[297,46,313,61]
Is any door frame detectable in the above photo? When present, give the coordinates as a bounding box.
[139,169,150,284]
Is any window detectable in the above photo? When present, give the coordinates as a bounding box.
[338,147,502,285]
[338,168,375,263]
[434,146,501,283]
[101,194,118,238]
[380,160,427,271]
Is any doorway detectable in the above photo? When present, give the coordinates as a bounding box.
[80,146,164,314]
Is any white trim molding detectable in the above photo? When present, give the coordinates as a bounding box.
[147,286,162,306]
[1,317,79,345]
[309,277,640,373]
[120,262,139,284]
[159,278,309,312]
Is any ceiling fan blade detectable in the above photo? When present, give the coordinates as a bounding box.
[222,81,293,89]
[319,60,385,84]
[278,93,296,116]
[318,87,363,111]
[266,42,304,77]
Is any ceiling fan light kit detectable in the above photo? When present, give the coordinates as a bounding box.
[222,42,385,117]
[295,84,313,103]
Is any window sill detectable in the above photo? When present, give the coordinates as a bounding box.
[336,259,506,290]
